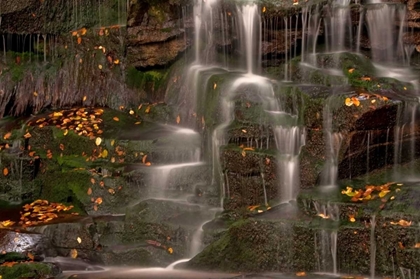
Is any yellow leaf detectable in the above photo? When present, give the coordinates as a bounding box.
[349,216,356,222]
[64,129,68,136]
[167,247,173,254]
[83,96,87,102]
[101,149,108,158]
[135,121,141,125]
[379,190,390,198]
[70,249,78,259]
[33,91,38,97]
[345,98,353,106]
[111,140,115,146]
[213,83,217,90]
[77,237,82,244]
[53,111,63,117]
[129,109,134,115]
[80,28,87,35]
[24,132,32,139]
[95,137,102,146]
[262,6,266,13]
[348,68,355,73]
[3,168,8,176]
[241,150,246,157]
[114,59,120,64]
[176,115,180,124]
[145,106,151,114]
[98,64,103,70]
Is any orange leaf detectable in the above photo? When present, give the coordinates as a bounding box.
[3,132,11,140]
[87,188,92,195]
[77,37,82,44]
[145,106,151,114]
[90,178,95,184]
[176,115,180,124]
[108,188,115,195]
[142,155,148,164]
[29,151,36,157]
[3,168,8,176]
[113,117,119,121]
[59,143,65,151]
[70,249,78,258]
[95,197,103,204]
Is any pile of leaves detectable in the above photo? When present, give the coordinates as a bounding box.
[0,200,76,229]
[341,182,400,203]
[27,107,105,139]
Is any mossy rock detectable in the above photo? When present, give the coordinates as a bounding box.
[0,262,60,279]
[188,218,316,272]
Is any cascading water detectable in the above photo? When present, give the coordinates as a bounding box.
[314,201,339,274]
[365,3,406,63]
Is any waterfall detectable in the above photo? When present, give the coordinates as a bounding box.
[274,126,306,202]
[366,4,406,63]
[314,201,339,274]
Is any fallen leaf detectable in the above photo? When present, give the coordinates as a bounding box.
[95,137,102,146]
[296,272,306,277]
[129,109,134,115]
[142,155,148,164]
[345,98,353,106]
[24,132,31,139]
[348,68,355,73]
[87,188,92,195]
[101,149,108,158]
[167,247,173,254]
[95,197,103,204]
[90,178,95,184]
[3,168,8,176]
[59,143,65,151]
[77,237,82,244]
[70,249,78,258]
[3,132,11,140]
[77,37,82,44]
[113,117,119,121]
[176,115,180,124]
[108,188,115,195]
[145,106,151,114]
[27,252,34,260]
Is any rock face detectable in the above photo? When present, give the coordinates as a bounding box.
[126,0,192,68]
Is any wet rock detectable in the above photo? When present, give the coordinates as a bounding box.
[188,219,316,272]
[126,0,192,68]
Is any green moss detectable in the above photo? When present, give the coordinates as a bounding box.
[0,262,58,279]
[35,170,90,213]
[126,67,168,92]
